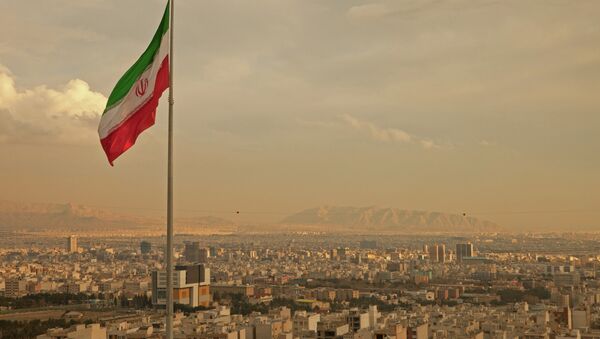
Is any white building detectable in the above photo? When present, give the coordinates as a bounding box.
[37,324,106,339]
[293,311,321,338]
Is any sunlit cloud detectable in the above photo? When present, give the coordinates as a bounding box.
[479,140,497,147]
[347,3,393,21]
[341,114,440,149]
[0,65,106,144]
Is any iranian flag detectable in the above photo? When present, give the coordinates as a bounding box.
[99,2,170,165]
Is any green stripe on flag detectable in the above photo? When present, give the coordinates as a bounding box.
[103,1,170,114]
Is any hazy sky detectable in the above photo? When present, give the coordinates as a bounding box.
[1,0,599,230]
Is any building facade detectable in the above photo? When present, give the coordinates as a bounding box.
[152,264,210,308]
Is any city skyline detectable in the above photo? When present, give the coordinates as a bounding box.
[0,232,599,338]
[1,1,600,338]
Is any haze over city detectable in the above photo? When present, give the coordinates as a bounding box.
[1,0,599,231]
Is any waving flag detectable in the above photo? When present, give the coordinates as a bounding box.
[98,2,170,165]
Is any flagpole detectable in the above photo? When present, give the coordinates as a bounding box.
[166,0,175,338]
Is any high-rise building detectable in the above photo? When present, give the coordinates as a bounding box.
[430,244,439,262]
[456,243,475,262]
[152,264,210,308]
[430,244,445,263]
[184,241,201,262]
[140,241,151,254]
[437,244,446,263]
[183,242,211,263]
[199,247,210,262]
[67,235,78,253]
[5,278,27,297]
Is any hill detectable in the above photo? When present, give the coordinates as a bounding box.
[280,206,501,233]
[0,200,234,233]
[0,201,502,234]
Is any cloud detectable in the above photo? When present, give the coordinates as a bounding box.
[0,65,106,144]
[479,139,499,147]
[341,114,440,149]
[347,3,393,20]
[420,139,438,150]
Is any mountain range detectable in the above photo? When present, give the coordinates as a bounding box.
[280,206,501,233]
[0,200,501,233]
[0,200,235,233]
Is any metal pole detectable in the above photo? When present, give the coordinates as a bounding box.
[166,0,175,338]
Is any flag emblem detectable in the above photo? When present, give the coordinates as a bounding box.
[135,78,149,97]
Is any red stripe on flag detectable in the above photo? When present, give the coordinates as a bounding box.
[101,56,170,166]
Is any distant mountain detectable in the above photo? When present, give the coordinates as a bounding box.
[0,200,138,231]
[0,200,234,232]
[280,206,502,233]
[0,201,501,234]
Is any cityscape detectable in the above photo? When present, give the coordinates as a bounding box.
[0,232,599,338]
[1,0,600,338]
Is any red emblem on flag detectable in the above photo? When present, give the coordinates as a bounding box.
[135,78,149,97]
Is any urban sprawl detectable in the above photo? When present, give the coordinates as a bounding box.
[0,233,599,339]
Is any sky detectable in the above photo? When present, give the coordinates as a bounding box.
[0,0,599,231]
